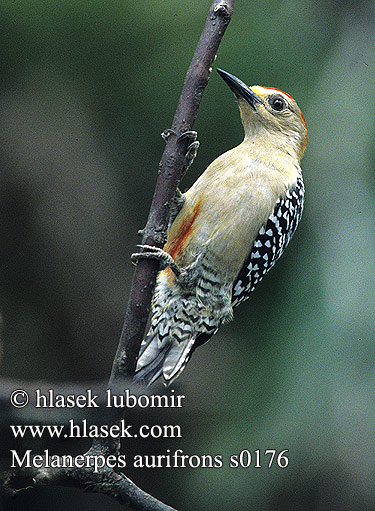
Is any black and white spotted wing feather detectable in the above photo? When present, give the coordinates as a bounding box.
[232,173,304,306]
[191,173,304,352]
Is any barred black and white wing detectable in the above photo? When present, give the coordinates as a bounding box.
[232,173,304,307]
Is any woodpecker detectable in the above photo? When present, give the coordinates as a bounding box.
[133,68,307,386]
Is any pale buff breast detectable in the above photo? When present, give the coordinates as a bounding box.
[165,141,300,282]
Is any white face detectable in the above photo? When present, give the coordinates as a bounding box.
[251,86,306,130]
[238,85,308,158]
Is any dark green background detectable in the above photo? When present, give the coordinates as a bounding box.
[1,1,375,510]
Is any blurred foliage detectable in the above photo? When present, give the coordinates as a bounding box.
[1,0,375,510]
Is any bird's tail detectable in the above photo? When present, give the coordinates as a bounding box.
[133,332,196,387]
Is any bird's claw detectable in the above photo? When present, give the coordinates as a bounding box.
[177,130,197,143]
[161,128,178,142]
[131,245,181,277]
[184,140,200,169]
[177,131,199,169]
[161,129,198,143]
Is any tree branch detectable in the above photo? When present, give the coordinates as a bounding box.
[1,1,234,509]
[110,0,234,385]
[2,465,177,511]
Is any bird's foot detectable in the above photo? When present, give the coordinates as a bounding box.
[181,132,199,170]
[131,245,181,277]
[161,129,199,169]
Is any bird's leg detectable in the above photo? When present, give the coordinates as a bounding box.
[131,245,181,277]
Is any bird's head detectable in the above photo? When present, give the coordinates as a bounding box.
[217,68,307,162]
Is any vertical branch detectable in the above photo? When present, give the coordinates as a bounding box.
[110,1,234,385]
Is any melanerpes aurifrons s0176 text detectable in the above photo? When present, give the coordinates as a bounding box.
[133,68,307,386]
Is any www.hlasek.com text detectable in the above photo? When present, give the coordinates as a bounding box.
[11,419,181,440]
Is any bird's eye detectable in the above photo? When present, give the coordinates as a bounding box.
[269,95,287,112]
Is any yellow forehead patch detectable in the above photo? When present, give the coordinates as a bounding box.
[251,85,295,102]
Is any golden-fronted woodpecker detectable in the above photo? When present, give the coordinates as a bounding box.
[133,68,307,386]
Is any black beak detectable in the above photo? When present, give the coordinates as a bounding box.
[217,68,262,110]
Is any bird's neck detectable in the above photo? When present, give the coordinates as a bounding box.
[242,130,303,167]
[237,134,301,186]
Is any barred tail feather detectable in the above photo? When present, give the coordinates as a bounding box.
[133,340,169,387]
[133,333,196,387]
[163,336,196,383]
[133,275,231,386]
